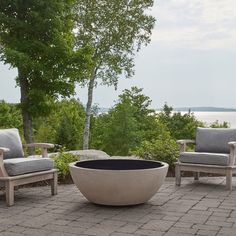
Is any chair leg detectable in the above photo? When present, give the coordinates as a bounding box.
[51,172,58,195]
[226,170,232,191]
[5,181,14,206]
[175,165,181,186]
[194,172,200,181]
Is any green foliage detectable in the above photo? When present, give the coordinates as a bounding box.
[55,100,85,150]
[75,0,156,85]
[93,101,139,155]
[158,104,205,140]
[34,99,85,150]
[90,87,159,155]
[134,129,179,167]
[210,120,230,128]
[0,1,85,116]
[75,0,156,148]
[52,151,79,181]
[0,101,22,130]
[0,0,91,144]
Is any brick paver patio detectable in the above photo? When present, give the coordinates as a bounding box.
[1,177,236,236]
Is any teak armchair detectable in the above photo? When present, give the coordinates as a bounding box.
[0,128,58,206]
[175,128,236,190]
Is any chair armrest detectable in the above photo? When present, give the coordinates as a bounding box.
[177,140,195,152]
[0,147,10,177]
[24,143,54,157]
[24,143,54,149]
[0,147,10,155]
[177,140,196,145]
[229,142,236,165]
[229,142,236,147]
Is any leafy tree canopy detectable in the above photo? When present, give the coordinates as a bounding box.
[158,104,205,140]
[90,87,159,155]
[75,0,155,85]
[75,0,155,149]
[34,98,85,150]
[0,100,22,130]
[0,0,90,116]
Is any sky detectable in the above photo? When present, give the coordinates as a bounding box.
[0,0,236,109]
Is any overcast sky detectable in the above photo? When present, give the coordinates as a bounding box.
[0,0,236,109]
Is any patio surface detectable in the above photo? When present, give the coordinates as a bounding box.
[1,177,236,236]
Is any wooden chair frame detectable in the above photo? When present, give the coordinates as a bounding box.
[0,143,58,206]
[175,140,236,190]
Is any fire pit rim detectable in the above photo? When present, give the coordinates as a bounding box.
[69,158,168,172]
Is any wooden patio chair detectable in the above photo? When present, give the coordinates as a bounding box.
[175,128,236,190]
[0,128,58,206]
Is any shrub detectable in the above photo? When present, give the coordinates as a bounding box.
[133,133,179,168]
[0,101,22,130]
[209,120,230,128]
[52,151,79,182]
[158,104,204,140]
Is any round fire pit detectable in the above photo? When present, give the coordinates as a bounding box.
[69,159,168,206]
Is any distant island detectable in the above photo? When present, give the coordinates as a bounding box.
[99,107,236,113]
[172,107,236,112]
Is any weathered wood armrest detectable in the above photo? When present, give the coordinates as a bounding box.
[0,147,10,177]
[229,142,236,147]
[177,140,195,152]
[25,143,54,149]
[228,142,236,166]
[24,143,54,157]
[0,147,10,155]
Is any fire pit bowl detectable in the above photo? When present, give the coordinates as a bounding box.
[69,159,168,206]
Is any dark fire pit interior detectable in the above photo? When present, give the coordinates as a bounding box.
[75,159,164,170]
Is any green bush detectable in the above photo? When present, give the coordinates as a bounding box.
[209,120,230,128]
[158,104,205,140]
[90,87,157,155]
[0,101,22,130]
[133,133,179,168]
[34,99,85,150]
[52,151,79,181]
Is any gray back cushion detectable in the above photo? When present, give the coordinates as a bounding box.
[0,128,24,159]
[195,128,236,154]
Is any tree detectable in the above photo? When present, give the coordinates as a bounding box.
[158,104,205,140]
[55,99,85,150]
[34,99,85,150]
[0,1,86,152]
[75,0,155,149]
[90,87,158,155]
[0,100,22,131]
[133,127,179,169]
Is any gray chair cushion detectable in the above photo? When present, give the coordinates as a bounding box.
[179,152,229,166]
[195,128,236,154]
[0,128,24,159]
[4,157,54,176]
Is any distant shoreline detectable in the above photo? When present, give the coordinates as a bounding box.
[172,107,236,112]
[2,101,236,113]
[99,107,236,113]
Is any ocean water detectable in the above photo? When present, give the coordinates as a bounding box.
[183,112,236,128]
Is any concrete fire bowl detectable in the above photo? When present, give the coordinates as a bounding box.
[69,159,169,206]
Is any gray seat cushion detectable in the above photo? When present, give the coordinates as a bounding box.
[4,157,54,176]
[196,128,236,154]
[0,128,24,159]
[179,152,229,166]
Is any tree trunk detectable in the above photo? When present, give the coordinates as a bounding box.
[83,70,96,150]
[18,69,34,155]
